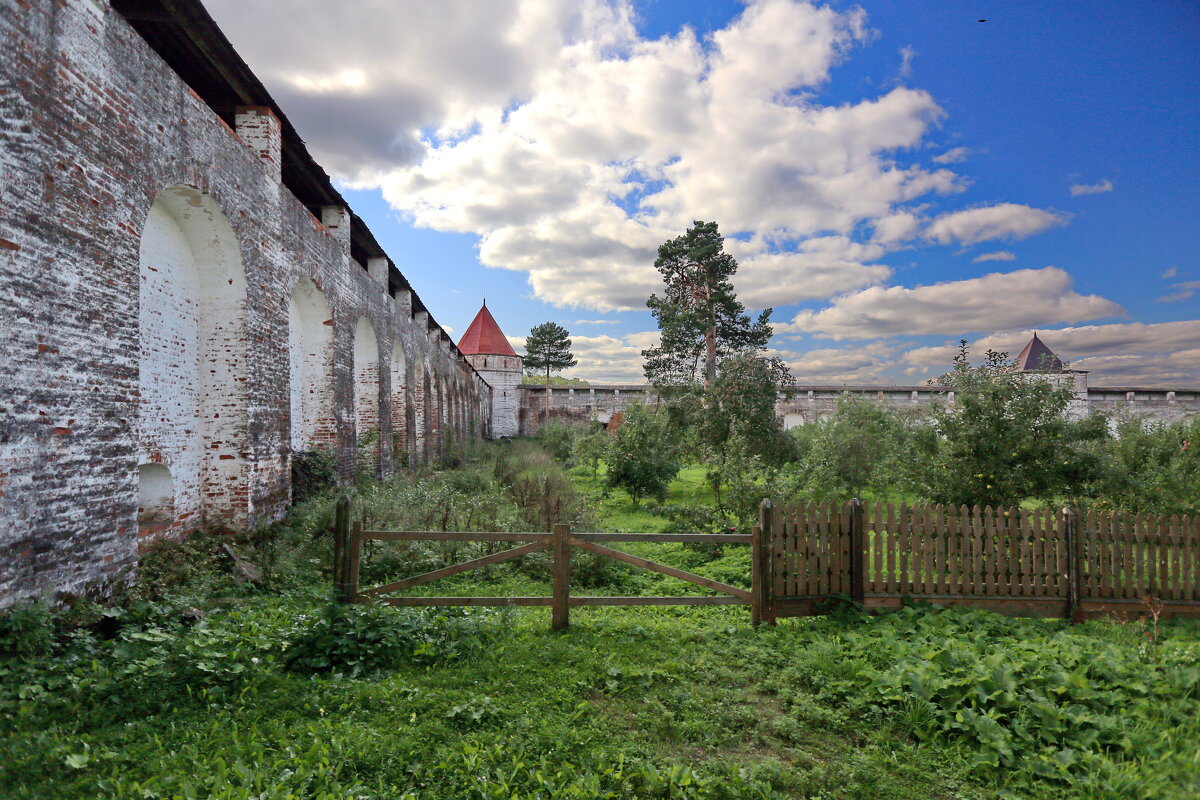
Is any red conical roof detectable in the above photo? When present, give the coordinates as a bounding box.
[1014,332,1063,372]
[458,303,517,356]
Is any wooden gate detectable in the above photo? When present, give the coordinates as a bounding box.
[758,499,1200,622]
[332,496,761,630]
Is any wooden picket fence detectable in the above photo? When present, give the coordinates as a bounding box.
[757,500,1200,621]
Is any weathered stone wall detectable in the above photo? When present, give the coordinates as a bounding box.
[517,382,1199,435]
[0,0,489,607]
[469,354,524,438]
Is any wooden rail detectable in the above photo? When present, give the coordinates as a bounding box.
[333,502,760,630]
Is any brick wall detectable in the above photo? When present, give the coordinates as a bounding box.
[0,0,490,608]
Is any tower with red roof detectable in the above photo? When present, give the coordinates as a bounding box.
[458,302,523,437]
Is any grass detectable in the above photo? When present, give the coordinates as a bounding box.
[2,446,1197,799]
[569,462,714,533]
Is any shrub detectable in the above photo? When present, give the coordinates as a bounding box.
[604,404,680,504]
[533,421,579,464]
[0,600,56,657]
[282,603,494,676]
[291,449,338,504]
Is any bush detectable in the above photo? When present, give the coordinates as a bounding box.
[291,449,338,504]
[282,603,494,676]
[604,404,680,504]
[0,600,56,657]
[533,421,579,464]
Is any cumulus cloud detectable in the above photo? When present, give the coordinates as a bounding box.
[562,332,657,382]
[785,267,1124,340]
[972,250,1016,263]
[1069,178,1113,197]
[931,147,969,164]
[781,341,897,383]
[924,203,1066,247]
[205,0,992,310]
[902,321,1200,386]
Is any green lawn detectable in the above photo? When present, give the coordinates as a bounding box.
[2,458,1197,800]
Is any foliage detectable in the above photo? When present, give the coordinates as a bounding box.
[572,428,609,477]
[3,448,1199,800]
[523,321,577,385]
[283,604,495,676]
[696,353,794,511]
[642,221,772,388]
[532,421,580,464]
[0,601,56,658]
[1091,414,1200,514]
[786,396,918,503]
[771,606,1200,798]
[290,448,338,504]
[603,404,681,504]
[916,342,1106,507]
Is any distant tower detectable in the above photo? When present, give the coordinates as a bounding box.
[458,302,523,437]
[1014,332,1089,418]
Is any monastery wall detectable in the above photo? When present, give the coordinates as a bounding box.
[0,0,490,608]
[517,383,1199,435]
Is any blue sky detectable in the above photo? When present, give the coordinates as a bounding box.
[209,0,1199,385]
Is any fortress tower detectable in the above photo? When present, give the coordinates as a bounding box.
[458,303,523,437]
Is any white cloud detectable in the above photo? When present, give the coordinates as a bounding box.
[1069,178,1113,197]
[561,331,657,382]
[1156,280,1200,304]
[931,146,969,164]
[205,0,986,311]
[572,319,619,325]
[971,250,1016,263]
[781,341,896,383]
[895,45,915,82]
[785,267,1123,340]
[1162,267,1178,279]
[871,211,923,244]
[903,321,1200,386]
[924,203,1066,246]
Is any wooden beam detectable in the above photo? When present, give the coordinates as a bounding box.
[360,531,550,542]
[552,524,570,631]
[366,597,552,607]
[358,540,549,597]
[571,538,753,601]
[573,533,752,544]
[571,596,747,606]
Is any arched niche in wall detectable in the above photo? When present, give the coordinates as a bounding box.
[390,340,409,467]
[137,185,248,539]
[352,316,381,477]
[782,412,806,430]
[137,463,174,542]
[287,277,335,454]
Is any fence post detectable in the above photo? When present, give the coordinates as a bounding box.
[758,499,776,625]
[850,498,866,604]
[333,494,351,602]
[347,520,363,602]
[750,524,763,626]
[1064,507,1080,623]
[551,524,570,631]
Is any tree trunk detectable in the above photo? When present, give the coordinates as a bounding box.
[704,282,716,386]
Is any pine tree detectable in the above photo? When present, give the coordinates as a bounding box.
[524,322,577,388]
[641,221,773,387]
